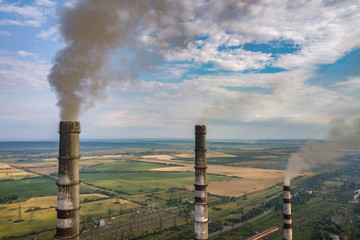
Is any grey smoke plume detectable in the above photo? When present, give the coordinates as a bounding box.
[48,0,187,121]
[48,0,277,121]
[284,117,360,185]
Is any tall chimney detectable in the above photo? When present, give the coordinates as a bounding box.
[283,185,293,240]
[56,121,80,240]
[194,125,208,240]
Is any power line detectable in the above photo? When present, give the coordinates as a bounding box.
[17,204,22,221]
[29,211,35,222]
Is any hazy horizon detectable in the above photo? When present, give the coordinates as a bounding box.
[0,137,316,142]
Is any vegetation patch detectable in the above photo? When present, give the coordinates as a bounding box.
[0,177,56,202]
[81,171,229,194]
[80,160,177,173]
[0,177,96,203]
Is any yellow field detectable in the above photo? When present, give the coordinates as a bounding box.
[42,157,57,162]
[144,157,286,197]
[124,155,286,197]
[42,155,124,162]
[82,155,124,160]
[11,162,59,175]
[129,157,187,165]
[142,155,175,160]
[175,152,237,158]
[0,194,136,237]
[128,156,311,197]
[11,158,123,175]
[0,163,38,180]
[0,194,109,218]
[96,156,291,197]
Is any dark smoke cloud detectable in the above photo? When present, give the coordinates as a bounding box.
[48,0,187,121]
[284,117,360,185]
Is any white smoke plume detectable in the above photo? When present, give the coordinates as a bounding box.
[284,117,360,186]
[48,0,189,121]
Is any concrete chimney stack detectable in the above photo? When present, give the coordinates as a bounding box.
[283,185,293,240]
[194,125,208,240]
[56,121,80,240]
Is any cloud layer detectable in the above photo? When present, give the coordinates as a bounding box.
[0,0,55,27]
[1,0,360,139]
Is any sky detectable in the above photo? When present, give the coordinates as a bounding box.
[0,0,360,140]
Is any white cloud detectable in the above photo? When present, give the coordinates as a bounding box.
[161,41,273,71]
[0,4,42,18]
[332,77,360,103]
[64,0,77,9]
[157,63,194,79]
[0,19,34,26]
[0,0,55,27]
[36,25,58,39]
[0,52,50,92]
[138,0,360,75]
[123,0,360,131]
[334,77,360,86]
[17,50,38,58]
[1,0,359,139]
[35,0,55,7]
[107,63,360,129]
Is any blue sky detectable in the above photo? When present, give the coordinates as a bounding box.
[0,0,359,140]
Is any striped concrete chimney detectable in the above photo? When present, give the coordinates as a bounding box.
[283,185,292,240]
[56,121,80,240]
[194,125,208,240]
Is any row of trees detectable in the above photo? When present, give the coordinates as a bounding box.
[0,194,18,204]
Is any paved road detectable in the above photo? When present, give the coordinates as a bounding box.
[208,207,275,238]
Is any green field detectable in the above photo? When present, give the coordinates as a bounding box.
[175,153,291,170]
[1,140,359,239]
[80,160,230,194]
[80,159,177,173]
[81,171,230,194]
[0,177,96,203]
[0,177,57,201]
